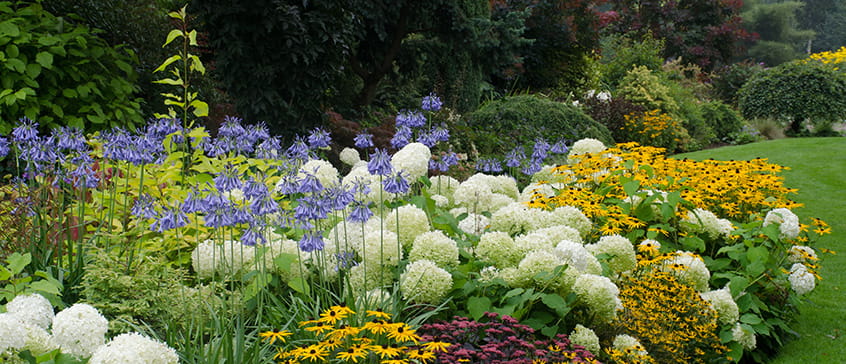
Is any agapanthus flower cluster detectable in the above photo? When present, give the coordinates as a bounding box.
[418,312,600,363]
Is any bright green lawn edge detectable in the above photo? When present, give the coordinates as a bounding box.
[673,137,846,363]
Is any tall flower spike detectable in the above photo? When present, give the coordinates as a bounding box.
[368,148,393,176]
[348,200,373,223]
[299,231,325,252]
[150,207,188,232]
[421,93,443,112]
[391,126,412,149]
[12,117,39,143]
[131,193,158,219]
[0,137,9,158]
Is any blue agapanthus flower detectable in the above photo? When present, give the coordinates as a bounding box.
[367,148,393,176]
[287,136,311,161]
[151,208,188,232]
[307,127,332,149]
[354,132,374,149]
[299,231,325,252]
[297,170,324,194]
[240,225,266,246]
[54,127,87,151]
[551,139,569,154]
[390,125,412,149]
[12,117,39,143]
[421,93,443,112]
[0,137,9,158]
[181,191,207,214]
[214,164,243,192]
[348,200,373,223]
[504,147,525,168]
[383,171,410,194]
[219,116,246,138]
[131,193,158,219]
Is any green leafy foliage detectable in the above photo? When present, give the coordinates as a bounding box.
[598,33,665,91]
[616,66,679,115]
[738,60,846,135]
[711,61,765,106]
[0,2,143,134]
[459,94,613,158]
[0,252,63,308]
[700,100,746,143]
[742,1,816,66]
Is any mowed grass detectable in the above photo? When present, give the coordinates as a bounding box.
[674,138,846,363]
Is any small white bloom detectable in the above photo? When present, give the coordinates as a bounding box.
[569,324,600,354]
[458,213,489,235]
[299,159,340,188]
[788,263,816,295]
[763,208,800,240]
[52,303,109,358]
[700,287,739,325]
[339,147,361,166]
[732,322,757,350]
[391,142,431,180]
[5,293,54,330]
[88,332,178,364]
[400,260,452,304]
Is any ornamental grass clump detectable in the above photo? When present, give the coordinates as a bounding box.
[417,312,600,364]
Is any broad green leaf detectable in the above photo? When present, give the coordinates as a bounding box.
[164,99,185,107]
[6,57,24,72]
[25,63,41,78]
[62,88,77,98]
[29,280,61,295]
[7,252,31,276]
[623,180,640,197]
[0,21,20,37]
[740,313,762,325]
[188,54,205,74]
[467,296,491,320]
[154,54,182,73]
[163,29,183,47]
[35,51,53,68]
[541,293,570,316]
[0,266,10,281]
[288,277,310,295]
[188,29,199,46]
[5,44,18,57]
[273,253,298,272]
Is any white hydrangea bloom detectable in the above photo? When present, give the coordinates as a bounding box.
[569,138,606,158]
[430,194,449,208]
[492,175,520,200]
[763,208,800,240]
[427,175,460,205]
[88,332,178,364]
[0,313,27,352]
[385,205,431,250]
[788,263,816,295]
[535,225,583,245]
[683,208,733,239]
[478,266,500,284]
[489,202,542,235]
[339,147,361,166]
[191,240,219,279]
[515,231,556,255]
[52,303,109,358]
[515,250,567,290]
[346,264,393,293]
[219,240,256,275]
[300,159,340,187]
[554,240,602,275]
[475,231,522,268]
[569,324,600,354]
[391,142,431,180]
[409,231,460,268]
[572,274,622,322]
[22,323,57,356]
[787,245,818,263]
[732,322,757,350]
[546,206,592,237]
[662,252,712,292]
[612,334,648,356]
[585,235,637,273]
[529,165,557,184]
[5,293,54,330]
[400,260,453,304]
[453,173,515,213]
[362,230,403,266]
[458,213,489,235]
[224,188,244,202]
[700,287,739,325]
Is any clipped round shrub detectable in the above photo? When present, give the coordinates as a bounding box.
[738,60,846,135]
[460,94,613,158]
[0,2,143,134]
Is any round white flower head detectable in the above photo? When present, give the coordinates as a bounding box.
[339,147,361,166]
[492,175,520,200]
[572,274,621,323]
[530,165,557,184]
[299,159,340,188]
[763,208,800,240]
[787,245,818,263]
[224,188,244,202]
[0,313,27,352]
[22,323,57,356]
[515,231,556,255]
[430,194,450,208]
[569,138,606,158]
[341,164,384,203]
[554,240,602,275]
[478,266,500,284]
[52,303,109,358]
[428,175,460,205]
[732,322,757,350]
[385,204,431,250]
[219,240,256,275]
[662,252,712,292]
[453,173,515,213]
[700,287,739,325]
[191,240,219,279]
[515,250,567,290]
[536,225,583,245]
[5,293,54,330]
[362,229,403,266]
[569,324,600,354]
[347,264,393,293]
[585,235,637,273]
[391,142,431,181]
[400,259,453,304]
[458,213,490,236]
[519,183,556,203]
[475,231,522,268]
[409,231,460,268]
[612,334,648,356]
[489,202,541,235]
[683,208,733,240]
[788,263,816,295]
[88,332,178,364]
[547,206,592,237]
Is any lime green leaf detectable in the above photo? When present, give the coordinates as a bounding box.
[6,58,25,73]
[288,277,311,295]
[154,54,182,73]
[29,280,61,295]
[35,51,53,68]
[0,266,11,281]
[163,29,183,47]
[188,29,199,46]
[188,55,205,74]
[164,99,185,108]
[154,78,182,86]
[623,180,641,197]
[190,100,209,117]
[0,22,20,37]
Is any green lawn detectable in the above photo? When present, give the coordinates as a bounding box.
[674,138,846,363]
